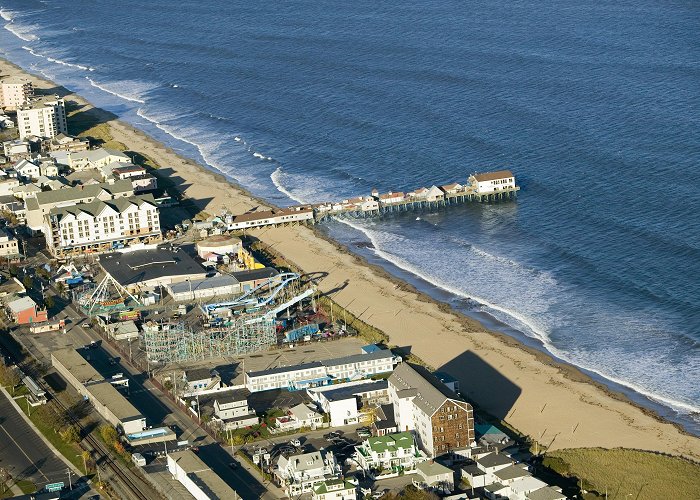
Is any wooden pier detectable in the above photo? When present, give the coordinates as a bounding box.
[218,170,519,231]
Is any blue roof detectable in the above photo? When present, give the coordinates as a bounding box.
[361,344,381,353]
[475,424,506,437]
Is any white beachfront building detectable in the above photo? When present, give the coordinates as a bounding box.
[16,96,67,139]
[468,170,515,194]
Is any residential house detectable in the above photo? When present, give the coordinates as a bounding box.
[275,403,324,432]
[372,403,398,437]
[47,133,89,152]
[50,148,130,171]
[110,164,158,192]
[182,368,221,395]
[308,380,390,428]
[12,183,41,200]
[353,432,426,475]
[388,363,475,457]
[468,170,516,195]
[275,450,340,497]
[415,460,455,492]
[312,479,357,500]
[213,390,258,430]
[0,178,20,197]
[14,159,41,180]
[407,186,444,202]
[16,95,67,140]
[0,228,19,259]
[6,296,48,325]
[2,139,31,161]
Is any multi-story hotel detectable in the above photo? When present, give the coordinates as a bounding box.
[16,95,67,139]
[0,76,34,110]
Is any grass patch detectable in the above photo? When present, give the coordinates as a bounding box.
[18,397,84,472]
[543,448,700,499]
[15,480,36,494]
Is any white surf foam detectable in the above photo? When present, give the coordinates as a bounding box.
[85,76,153,104]
[21,45,93,71]
[1,9,40,42]
[270,166,306,204]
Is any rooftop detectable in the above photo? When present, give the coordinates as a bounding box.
[99,247,207,287]
[388,363,466,417]
[493,464,531,481]
[247,361,324,379]
[169,450,239,498]
[30,179,133,207]
[476,452,513,469]
[366,432,415,454]
[231,267,279,283]
[49,194,157,219]
[168,274,239,294]
[318,380,388,402]
[472,170,514,182]
[215,389,251,406]
[6,296,36,313]
[525,486,567,500]
[51,348,104,386]
[416,460,453,477]
[86,381,144,422]
[321,348,394,368]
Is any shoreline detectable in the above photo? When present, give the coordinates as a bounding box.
[2,57,699,462]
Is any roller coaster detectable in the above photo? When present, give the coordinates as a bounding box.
[200,272,316,323]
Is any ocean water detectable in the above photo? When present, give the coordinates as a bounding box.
[1,0,698,431]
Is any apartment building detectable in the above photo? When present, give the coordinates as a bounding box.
[24,179,134,232]
[45,194,161,257]
[213,390,258,430]
[50,147,130,171]
[388,363,474,457]
[0,76,34,110]
[17,96,67,139]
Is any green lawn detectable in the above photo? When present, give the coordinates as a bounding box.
[18,397,84,472]
[543,448,700,499]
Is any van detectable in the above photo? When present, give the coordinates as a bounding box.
[131,453,146,467]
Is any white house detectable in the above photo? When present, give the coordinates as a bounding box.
[48,133,90,152]
[308,380,390,428]
[439,183,464,195]
[50,148,131,171]
[2,139,31,160]
[275,450,340,497]
[312,479,357,500]
[44,194,161,257]
[468,170,516,195]
[182,368,221,395]
[353,432,427,475]
[408,185,444,202]
[213,390,258,430]
[14,159,41,180]
[16,96,67,140]
[275,403,324,432]
[0,227,19,259]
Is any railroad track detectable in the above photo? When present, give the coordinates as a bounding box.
[15,353,153,500]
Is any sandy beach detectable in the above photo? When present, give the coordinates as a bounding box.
[3,57,699,462]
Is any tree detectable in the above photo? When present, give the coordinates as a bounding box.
[99,425,118,445]
[22,275,33,291]
[44,295,55,310]
[60,425,80,443]
[0,365,20,394]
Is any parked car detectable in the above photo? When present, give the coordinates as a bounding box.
[228,461,238,469]
[289,438,301,447]
[82,323,90,328]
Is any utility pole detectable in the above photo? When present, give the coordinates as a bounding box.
[66,468,72,490]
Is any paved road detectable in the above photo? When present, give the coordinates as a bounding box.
[0,390,71,493]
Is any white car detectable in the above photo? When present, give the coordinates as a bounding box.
[290,439,301,447]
